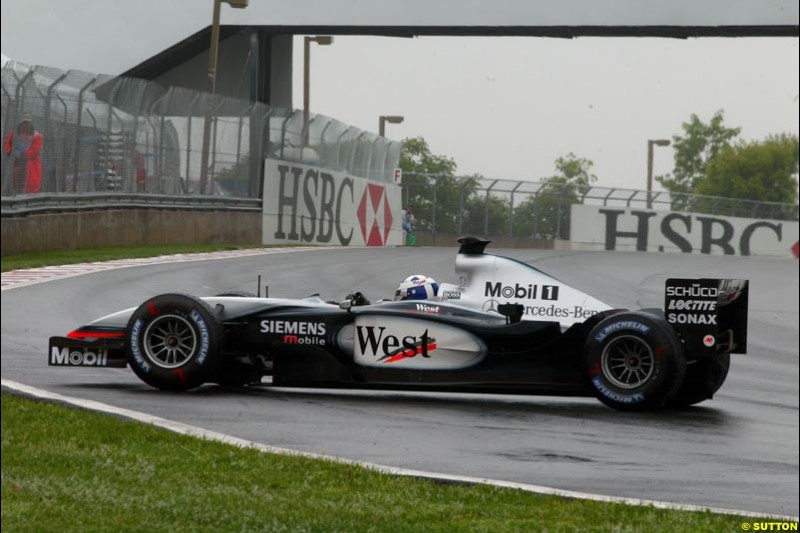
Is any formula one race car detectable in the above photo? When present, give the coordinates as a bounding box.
[48,237,749,410]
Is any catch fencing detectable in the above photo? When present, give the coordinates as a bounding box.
[401,174,800,241]
[0,60,400,199]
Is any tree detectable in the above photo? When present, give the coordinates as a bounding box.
[656,110,741,198]
[513,153,597,239]
[399,137,478,233]
[695,134,799,217]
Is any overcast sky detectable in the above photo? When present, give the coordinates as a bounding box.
[292,36,799,189]
[2,1,798,190]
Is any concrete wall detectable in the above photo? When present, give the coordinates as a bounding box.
[1,209,262,256]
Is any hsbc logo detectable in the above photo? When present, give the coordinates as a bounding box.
[269,162,398,247]
[273,165,355,245]
[50,346,108,366]
[357,184,393,246]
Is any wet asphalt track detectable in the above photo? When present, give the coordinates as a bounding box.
[2,247,798,516]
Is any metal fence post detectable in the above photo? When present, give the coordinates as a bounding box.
[85,108,98,190]
[43,72,67,192]
[484,179,498,235]
[55,94,68,191]
[72,76,97,192]
[555,191,563,239]
[348,132,367,175]
[457,184,465,234]
[279,113,294,160]
[11,69,35,131]
[508,181,522,238]
[103,79,121,184]
[432,183,437,234]
[185,93,200,188]
[235,102,254,168]
[210,101,223,186]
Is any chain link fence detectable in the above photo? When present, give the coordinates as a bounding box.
[1,60,401,199]
[401,174,800,242]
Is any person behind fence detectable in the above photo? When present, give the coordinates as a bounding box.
[402,206,415,235]
[4,114,43,194]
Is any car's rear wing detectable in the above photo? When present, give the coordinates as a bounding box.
[665,278,749,355]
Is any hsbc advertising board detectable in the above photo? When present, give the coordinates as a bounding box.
[262,159,403,246]
[570,204,800,258]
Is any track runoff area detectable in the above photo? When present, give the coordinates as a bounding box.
[1,246,798,521]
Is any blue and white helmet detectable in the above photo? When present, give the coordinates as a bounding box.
[395,274,439,301]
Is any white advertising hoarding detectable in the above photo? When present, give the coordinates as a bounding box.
[570,204,799,258]
[262,159,403,246]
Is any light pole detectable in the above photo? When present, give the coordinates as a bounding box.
[199,0,248,195]
[303,35,333,146]
[379,115,404,137]
[647,138,671,209]
[378,115,405,137]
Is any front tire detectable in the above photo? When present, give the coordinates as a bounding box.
[586,313,686,411]
[126,294,223,391]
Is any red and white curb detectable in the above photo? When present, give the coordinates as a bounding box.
[1,247,325,291]
[2,379,796,522]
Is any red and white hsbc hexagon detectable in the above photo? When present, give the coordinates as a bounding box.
[262,159,403,246]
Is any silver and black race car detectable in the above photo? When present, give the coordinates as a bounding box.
[48,237,749,410]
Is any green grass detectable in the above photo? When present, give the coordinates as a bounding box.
[0,244,288,273]
[1,392,751,532]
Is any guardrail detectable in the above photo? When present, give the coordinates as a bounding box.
[1,193,262,216]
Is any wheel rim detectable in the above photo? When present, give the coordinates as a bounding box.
[600,335,655,389]
[143,314,198,369]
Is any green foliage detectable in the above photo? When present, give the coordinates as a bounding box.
[400,139,600,239]
[696,134,799,214]
[399,137,477,233]
[463,191,512,236]
[513,153,598,239]
[0,244,276,273]
[399,137,458,177]
[656,110,741,197]
[1,392,751,532]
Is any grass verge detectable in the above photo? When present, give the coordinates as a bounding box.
[1,392,749,533]
[0,244,285,273]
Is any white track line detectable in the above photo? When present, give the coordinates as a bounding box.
[2,379,796,522]
[1,247,332,291]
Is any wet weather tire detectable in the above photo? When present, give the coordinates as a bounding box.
[668,354,730,408]
[126,294,223,391]
[585,313,686,411]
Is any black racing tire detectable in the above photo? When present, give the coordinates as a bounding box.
[585,312,686,411]
[214,291,257,298]
[126,293,223,391]
[668,354,730,408]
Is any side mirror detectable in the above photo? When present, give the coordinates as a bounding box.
[339,300,353,311]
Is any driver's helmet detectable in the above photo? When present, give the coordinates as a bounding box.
[395,274,439,301]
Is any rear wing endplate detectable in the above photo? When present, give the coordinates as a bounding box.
[665,278,749,355]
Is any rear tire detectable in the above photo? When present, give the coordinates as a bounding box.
[585,313,686,411]
[669,354,730,408]
[126,294,223,391]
